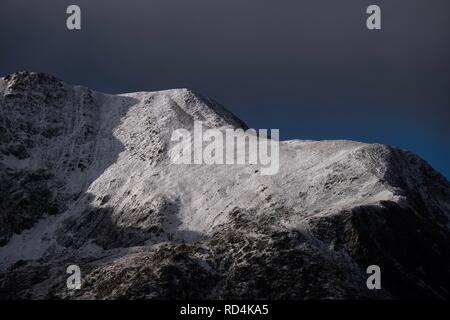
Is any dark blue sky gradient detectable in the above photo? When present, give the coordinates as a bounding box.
[1,0,449,177]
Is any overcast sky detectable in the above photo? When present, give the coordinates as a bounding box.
[1,0,449,177]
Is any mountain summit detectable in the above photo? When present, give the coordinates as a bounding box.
[0,72,449,299]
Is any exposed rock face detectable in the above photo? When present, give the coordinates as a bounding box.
[0,72,449,299]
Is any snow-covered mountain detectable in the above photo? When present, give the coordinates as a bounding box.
[0,71,449,299]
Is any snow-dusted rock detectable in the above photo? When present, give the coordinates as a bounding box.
[0,72,449,299]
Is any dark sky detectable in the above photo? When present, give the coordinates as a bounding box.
[1,0,449,177]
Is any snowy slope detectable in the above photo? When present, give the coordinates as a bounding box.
[0,72,449,299]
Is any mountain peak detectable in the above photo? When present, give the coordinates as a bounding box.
[2,71,63,87]
[2,71,66,102]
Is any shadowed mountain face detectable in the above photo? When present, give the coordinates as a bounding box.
[0,72,449,299]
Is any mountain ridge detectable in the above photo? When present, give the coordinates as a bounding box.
[0,71,449,299]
